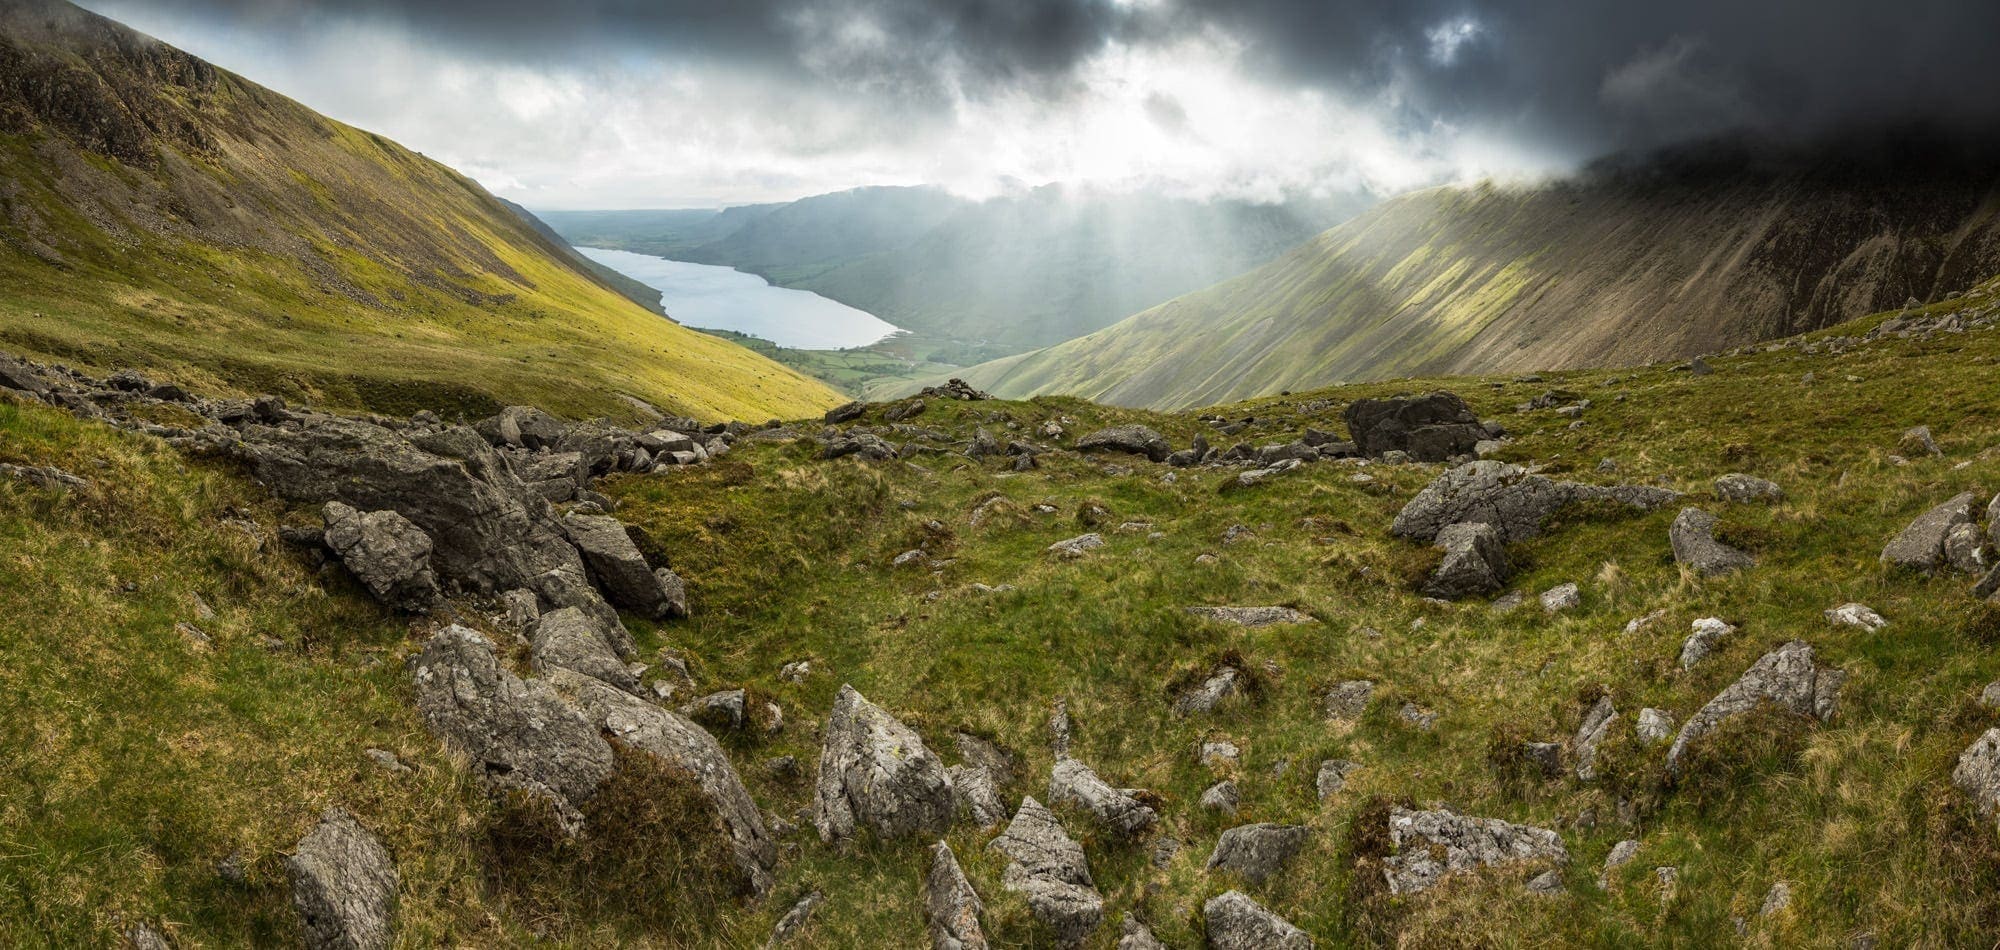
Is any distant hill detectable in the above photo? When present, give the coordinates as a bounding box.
[542,186,1366,348]
[0,0,839,421]
[934,138,2000,409]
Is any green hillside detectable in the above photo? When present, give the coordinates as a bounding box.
[934,143,2000,409]
[0,0,839,422]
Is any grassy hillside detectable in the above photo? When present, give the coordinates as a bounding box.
[935,140,2000,410]
[13,273,2000,945]
[0,0,838,422]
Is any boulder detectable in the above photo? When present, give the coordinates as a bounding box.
[517,451,585,503]
[1048,756,1158,838]
[1952,728,2000,821]
[1669,508,1755,576]
[1185,605,1314,627]
[1666,641,1844,776]
[474,405,567,451]
[1714,474,1783,504]
[1075,425,1171,463]
[1635,708,1675,744]
[1900,425,1944,457]
[321,502,440,612]
[813,685,954,842]
[1599,839,1641,888]
[559,512,682,619]
[1321,680,1374,720]
[1881,492,1979,572]
[1573,696,1618,780]
[1207,823,1310,884]
[1203,890,1313,950]
[410,626,614,830]
[825,402,866,424]
[0,355,51,395]
[1316,759,1361,799]
[549,670,777,894]
[1391,461,1679,544]
[1382,807,1569,895]
[1945,523,1989,575]
[1116,916,1167,950]
[530,607,640,693]
[768,891,824,944]
[1540,582,1581,613]
[527,567,637,658]
[925,841,989,950]
[1824,603,1887,632]
[822,432,896,460]
[1200,780,1241,815]
[1680,617,1737,669]
[1343,391,1484,462]
[989,797,1103,947]
[948,765,1007,829]
[1048,534,1106,559]
[288,808,398,950]
[1424,522,1510,599]
[956,732,1017,784]
[681,689,748,732]
[1172,666,1241,716]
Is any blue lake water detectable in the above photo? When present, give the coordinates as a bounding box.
[577,246,901,350]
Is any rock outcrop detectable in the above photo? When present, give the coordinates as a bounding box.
[1343,391,1487,462]
[1207,823,1310,884]
[1666,641,1844,776]
[1952,728,2000,821]
[530,607,640,694]
[989,797,1104,947]
[1075,425,1172,463]
[814,685,954,843]
[1669,507,1755,576]
[1382,807,1569,895]
[560,511,686,619]
[1392,461,1679,544]
[1048,756,1158,839]
[321,502,440,611]
[1573,696,1618,781]
[1882,492,1980,572]
[288,808,399,950]
[1424,522,1510,599]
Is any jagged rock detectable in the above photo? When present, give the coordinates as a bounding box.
[1945,523,1989,575]
[1322,680,1374,720]
[517,451,585,503]
[1116,916,1167,950]
[410,626,613,830]
[1953,728,2000,820]
[1715,474,1784,504]
[1172,666,1241,716]
[474,405,567,451]
[1316,759,1361,799]
[287,808,398,950]
[549,670,777,893]
[1186,605,1314,626]
[1208,823,1310,883]
[0,462,88,490]
[1670,508,1755,576]
[989,797,1103,947]
[1201,780,1240,814]
[1425,522,1510,598]
[527,567,637,658]
[1900,425,1944,457]
[1600,839,1641,888]
[559,512,682,619]
[1343,391,1484,462]
[1382,807,1569,895]
[925,841,989,950]
[956,732,1016,784]
[1201,739,1241,767]
[0,355,51,394]
[1882,492,1979,572]
[530,607,639,693]
[1541,582,1581,613]
[1075,425,1171,463]
[1825,603,1888,631]
[968,428,1003,458]
[1680,617,1737,668]
[1048,533,1106,559]
[822,432,896,460]
[231,416,585,594]
[1574,696,1618,780]
[1636,708,1676,744]
[1049,756,1158,838]
[825,401,866,423]
[814,685,953,843]
[321,502,440,612]
[1203,890,1313,949]
[886,399,927,422]
[682,689,748,732]
[1391,461,1679,544]
[919,378,993,401]
[948,764,1007,829]
[1666,641,1844,776]
[499,588,540,633]
[768,890,824,944]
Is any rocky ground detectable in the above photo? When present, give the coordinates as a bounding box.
[5,284,2000,946]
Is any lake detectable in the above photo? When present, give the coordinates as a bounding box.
[576,246,901,350]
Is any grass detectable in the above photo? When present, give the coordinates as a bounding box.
[6,281,2000,945]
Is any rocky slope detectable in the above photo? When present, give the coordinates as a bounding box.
[935,138,2000,409]
[0,0,838,421]
[10,276,2000,945]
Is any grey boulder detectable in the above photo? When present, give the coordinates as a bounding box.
[1392,461,1679,544]
[321,502,440,612]
[288,808,399,950]
[1714,474,1783,504]
[1382,807,1569,895]
[1573,696,1618,781]
[559,512,685,619]
[1048,756,1158,839]
[1075,425,1172,463]
[1666,641,1844,776]
[1669,508,1755,576]
[989,797,1104,947]
[1424,522,1510,599]
[925,841,989,950]
[1343,391,1484,462]
[1881,492,1980,572]
[1207,823,1310,884]
[948,764,1008,830]
[1952,728,2000,822]
[814,685,954,842]
[530,607,640,693]
[1204,890,1313,949]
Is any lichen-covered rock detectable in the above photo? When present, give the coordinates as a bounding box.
[1600,839,1641,888]
[1636,708,1676,745]
[1116,915,1167,950]
[1666,641,1844,776]
[1203,890,1313,949]
[1049,756,1158,838]
[1881,491,1979,572]
[1574,696,1618,780]
[1714,473,1783,504]
[1316,759,1361,799]
[1824,603,1888,632]
[1540,582,1581,613]
[1075,425,1171,463]
[1945,523,1989,575]
[530,607,639,693]
[1207,823,1310,884]
[1343,391,1484,462]
[1172,666,1241,716]
[814,685,954,843]
[925,841,988,950]
[1680,617,1737,669]
[1048,533,1106,559]
[1383,807,1569,895]
[1201,780,1240,815]
[1392,461,1679,544]
[1669,508,1755,576]
[1321,680,1374,720]
[1953,728,2000,821]
[474,405,567,451]
[559,511,682,619]
[287,808,399,950]
[989,797,1103,947]
[549,670,777,894]
[410,626,613,830]
[1424,522,1510,599]
[948,764,1007,829]
[321,501,439,612]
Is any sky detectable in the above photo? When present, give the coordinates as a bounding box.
[79,0,2000,210]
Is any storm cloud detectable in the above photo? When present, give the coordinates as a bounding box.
[78,0,2000,206]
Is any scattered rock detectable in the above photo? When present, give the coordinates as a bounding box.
[1203,890,1314,949]
[363,749,410,775]
[1172,666,1241,716]
[1824,603,1888,632]
[1201,780,1241,814]
[989,797,1103,947]
[1670,508,1755,576]
[1116,915,1168,950]
[1761,881,1792,917]
[955,732,1016,784]
[321,502,440,612]
[1201,740,1241,767]
[1399,703,1439,730]
[1635,708,1676,744]
[1714,474,1783,504]
[780,660,811,683]
[1540,582,1581,614]
[1047,534,1106,559]
[1321,680,1375,721]
[768,890,824,945]
[1574,696,1618,780]
[1382,807,1569,895]
[1392,461,1679,544]
[1680,617,1737,669]
[1048,756,1158,838]
[1424,522,1510,599]
[925,841,989,950]
[1882,492,1979,572]
[1075,425,1172,463]
[1600,839,1640,888]
[1526,869,1565,893]
[1900,425,1944,458]
[682,689,749,732]
[1624,608,1668,635]
[948,765,1007,830]
[1207,823,1310,884]
[1980,682,2000,709]
[1185,605,1314,627]
[1316,759,1361,799]
[287,808,398,950]
[0,462,89,490]
[1945,522,1989,574]
[814,685,954,843]
[1343,391,1485,462]
[1666,641,1844,776]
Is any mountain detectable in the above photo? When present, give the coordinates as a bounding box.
[493,196,664,315]
[0,0,838,421]
[542,185,1366,349]
[936,138,2000,409]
